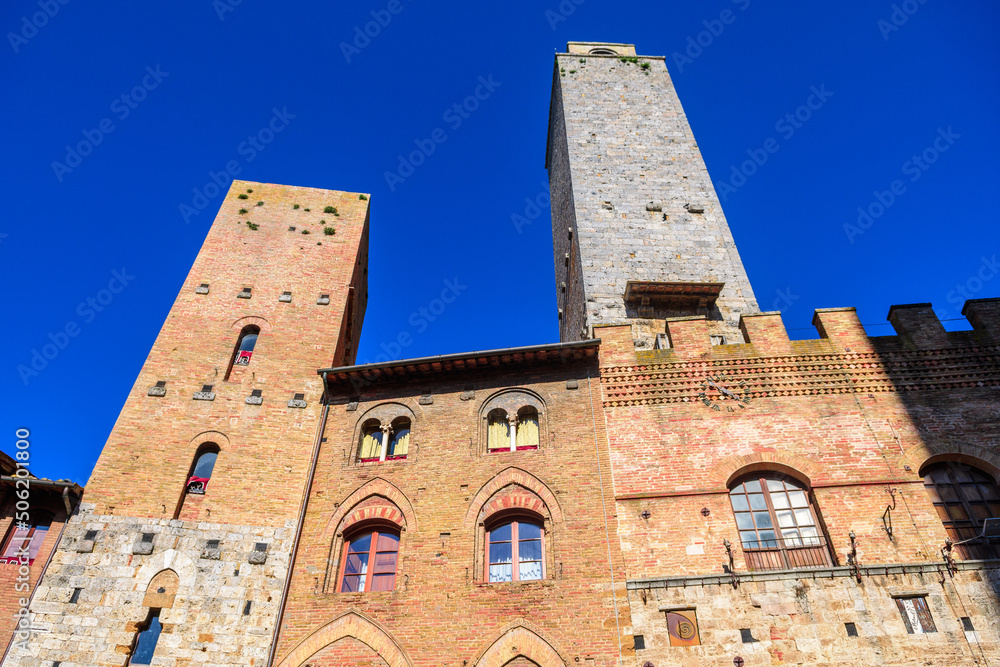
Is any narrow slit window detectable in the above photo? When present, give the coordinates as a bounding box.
[225,325,261,380]
[896,596,937,634]
[487,410,510,452]
[186,445,220,495]
[515,407,540,450]
[127,608,162,665]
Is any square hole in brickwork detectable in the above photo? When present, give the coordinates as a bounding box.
[155,381,165,388]
[288,226,296,232]
[141,533,154,543]
[69,588,81,604]
[633,634,645,650]
[294,393,305,401]
[84,530,98,541]
[202,385,213,393]
[254,542,268,552]
[207,539,220,549]
[740,628,758,643]
[243,600,252,616]
[251,389,262,397]
[845,622,858,637]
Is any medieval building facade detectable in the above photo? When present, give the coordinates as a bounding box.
[3,41,999,667]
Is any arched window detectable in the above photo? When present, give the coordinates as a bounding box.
[359,421,383,462]
[728,474,832,571]
[923,462,1000,560]
[387,417,410,460]
[515,407,540,450]
[224,325,260,379]
[185,444,219,495]
[487,410,510,452]
[338,527,400,592]
[589,48,618,55]
[486,516,544,583]
[0,511,53,565]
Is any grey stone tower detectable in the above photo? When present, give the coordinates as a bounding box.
[546,41,759,347]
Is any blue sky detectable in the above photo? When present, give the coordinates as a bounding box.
[2,1,998,484]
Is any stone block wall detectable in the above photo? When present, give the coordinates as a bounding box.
[546,43,759,346]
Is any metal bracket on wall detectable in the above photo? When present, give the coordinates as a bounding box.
[881,488,897,539]
[723,538,740,589]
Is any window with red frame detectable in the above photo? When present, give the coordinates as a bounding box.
[487,518,544,582]
[224,325,260,380]
[185,445,219,495]
[0,513,52,565]
[339,528,399,592]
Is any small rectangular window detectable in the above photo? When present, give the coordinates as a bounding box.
[895,596,937,634]
[294,393,305,401]
[69,588,81,604]
[207,539,220,550]
[251,389,262,397]
[84,530,98,541]
[141,533,154,543]
[155,381,166,388]
[202,385,213,393]
[633,635,645,650]
[243,600,252,616]
[254,542,268,552]
[740,628,757,643]
[845,622,858,637]
[961,617,974,632]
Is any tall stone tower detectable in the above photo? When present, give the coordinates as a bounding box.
[5,181,369,667]
[546,42,758,347]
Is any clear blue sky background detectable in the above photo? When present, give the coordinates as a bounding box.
[2,1,998,484]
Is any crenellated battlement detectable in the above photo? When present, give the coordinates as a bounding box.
[597,297,1000,365]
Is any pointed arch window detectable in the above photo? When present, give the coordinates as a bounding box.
[923,462,1000,560]
[185,444,219,495]
[515,407,540,450]
[487,410,510,452]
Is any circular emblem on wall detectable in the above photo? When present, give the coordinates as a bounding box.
[697,372,752,412]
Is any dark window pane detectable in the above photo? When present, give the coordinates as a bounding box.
[519,539,542,561]
[348,533,372,554]
[490,523,512,542]
[519,523,542,540]
[341,574,363,592]
[239,334,258,352]
[192,452,218,479]
[344,553,368,576]
[489,541,512,565]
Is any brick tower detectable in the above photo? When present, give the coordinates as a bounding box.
[4,181,369,666]
[547,41,759,347]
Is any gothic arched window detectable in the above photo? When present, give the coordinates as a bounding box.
[486,515,545,583]
[224,324,260,379]
[339,527,400,592]
[185,444,219,495]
